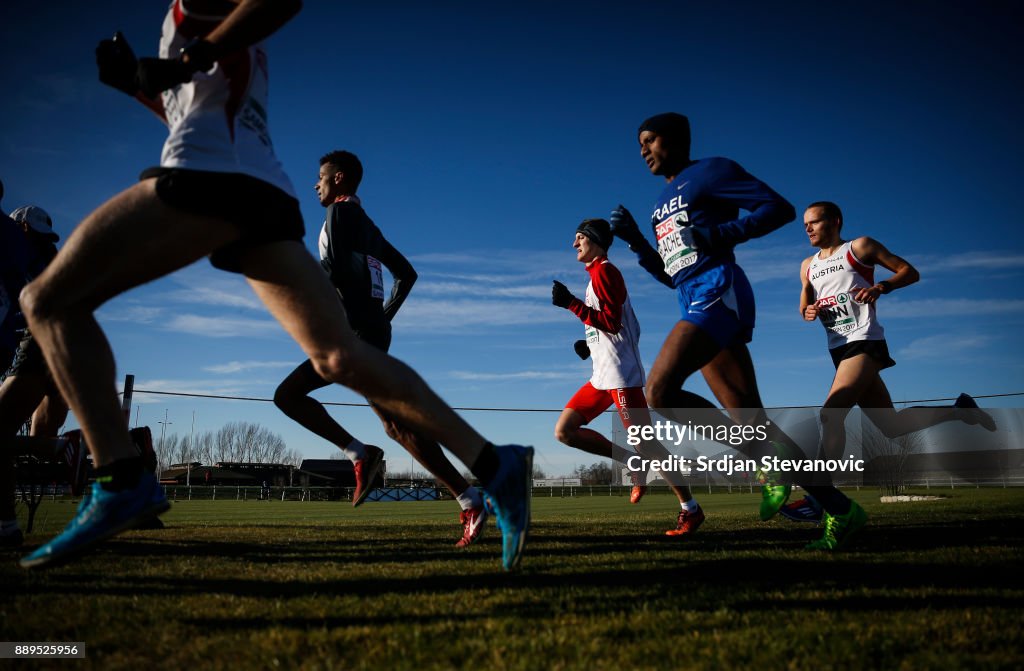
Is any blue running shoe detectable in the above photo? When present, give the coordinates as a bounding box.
[483,494,501,532]
[20,472,169,569]
[482,445,533,571]
[778,494,824,523]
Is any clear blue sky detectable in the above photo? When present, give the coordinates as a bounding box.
[2,1,1022,477]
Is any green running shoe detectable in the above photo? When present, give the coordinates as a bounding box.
[760,484,792,520]
[756,468,791,521]
[806,500,867,551]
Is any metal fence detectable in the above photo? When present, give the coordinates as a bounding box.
[161,484,454,502]
[20,477,1024,507]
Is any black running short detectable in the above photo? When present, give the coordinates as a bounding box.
[4,330,51,380]
[354,321,392,354]
[141,167,305,273]
[829,339,896,370]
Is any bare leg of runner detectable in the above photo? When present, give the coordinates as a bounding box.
[30,393,68,438]
[274,361,478,502]
[23,181,530,570]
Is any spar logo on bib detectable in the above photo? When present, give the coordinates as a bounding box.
[818,295,839,308]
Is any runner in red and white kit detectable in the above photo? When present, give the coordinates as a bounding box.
[802,201,996,460]
[552,219,704,536]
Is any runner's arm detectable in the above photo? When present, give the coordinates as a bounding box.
[377,240,418,321]
[632,230,675,288]
[704,158,796,247]
[850,236,919,303]
[799,256,818,321]
[184,0,303,64]
[610,205,673,288]
[568,264,625,334]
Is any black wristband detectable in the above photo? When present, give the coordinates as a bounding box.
[179,38,217,73]
[878,280,893,294]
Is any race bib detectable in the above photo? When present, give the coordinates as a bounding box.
[818,292,866,336]
[367,256,385,299]
[655,212,697,277]
[585,325,599,345]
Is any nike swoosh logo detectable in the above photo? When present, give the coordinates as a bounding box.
[469,510,486,535]
[676,181,689,191]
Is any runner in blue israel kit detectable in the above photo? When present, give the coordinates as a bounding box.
[648,162,767,346]
[611,113,858,536]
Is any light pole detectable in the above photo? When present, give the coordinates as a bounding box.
[187,411,195,487]
[158,409,172,479]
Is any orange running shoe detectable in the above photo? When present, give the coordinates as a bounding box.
[665,506,705,537]
[629,469,647,504]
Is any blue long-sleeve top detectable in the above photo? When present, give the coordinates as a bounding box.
[628,157,795,288]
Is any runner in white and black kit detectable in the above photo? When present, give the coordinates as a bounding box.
[552,218,704,536]
[274,151,488,547]
[18,0,531,571]
[802,201,996,547]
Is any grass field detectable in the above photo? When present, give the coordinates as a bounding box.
[2,488,1023,670]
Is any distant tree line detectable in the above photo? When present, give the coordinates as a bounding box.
[571,462,615,485]
[153,421,303,475]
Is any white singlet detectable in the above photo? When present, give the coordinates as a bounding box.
[806,240,885,349]
[153,0,297,198]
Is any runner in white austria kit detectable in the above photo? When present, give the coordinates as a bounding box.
[806,240,885,349]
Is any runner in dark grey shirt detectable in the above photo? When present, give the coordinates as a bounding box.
[274,151,489,547]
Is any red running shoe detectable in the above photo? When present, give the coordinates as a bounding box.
[665,506,705,537]
[352,445,384,507]
[455,505,488,547]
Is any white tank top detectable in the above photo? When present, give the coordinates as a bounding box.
[585,268,645,390]
[154,0,297,198]
[807,240,885,349]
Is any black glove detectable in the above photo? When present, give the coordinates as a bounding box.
[552,280,576,308]
[136,39,218,98]
[573,339,590,360]
[681,223,718,253]
[96,31,139,96]
[609,204,645,247]
[136,56,195,98]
